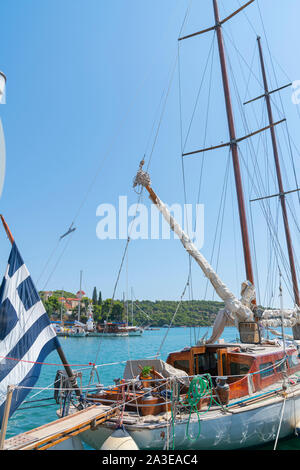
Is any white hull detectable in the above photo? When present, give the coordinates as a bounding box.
[87,332,129,337]
[79,388,300,450]
[68,332,86,337]
[50,436,85,450]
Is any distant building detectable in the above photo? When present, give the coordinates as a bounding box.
[76,290,85,299]
[43,291,53,300]
[57,293,86,315]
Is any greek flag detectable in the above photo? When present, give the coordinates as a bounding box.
[0,242,60,424]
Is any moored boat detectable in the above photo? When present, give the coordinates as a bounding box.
[79,340,300,450]
[1,0,300,453]
[73,0,300,450]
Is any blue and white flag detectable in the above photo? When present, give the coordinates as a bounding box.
[0,242,60,424]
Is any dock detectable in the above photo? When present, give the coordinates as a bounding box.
[3,404,118,450]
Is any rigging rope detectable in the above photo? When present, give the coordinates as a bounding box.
[204,150,231,301]
[155,276,190,359]
[178,29,216,307]
[223,27,297,304]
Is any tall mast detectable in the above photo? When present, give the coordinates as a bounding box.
[131,287,134,325]
[212,0,255,287]
[78,269,82,322]
[257,36,300,337]
[60,287,64,324]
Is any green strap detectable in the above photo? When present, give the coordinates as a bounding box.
[170,374,221,448]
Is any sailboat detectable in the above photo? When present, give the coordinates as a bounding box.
[88,292,143,337]
[119,292,143,336]
[71,0,300,450]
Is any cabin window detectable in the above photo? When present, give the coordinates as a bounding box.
[259,362,274,378]
[288,354,300,368]
[274,358,286,373]
[173,360,190,374]
[194,353,217,375]
[230,361,250,377]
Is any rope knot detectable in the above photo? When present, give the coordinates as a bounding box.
[133,159,151,190]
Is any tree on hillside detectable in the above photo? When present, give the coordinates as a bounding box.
[92,287,98,305]
[53,290,76,299]
[98,291,102,307]
[93,305,102,323]
[101,299,124,322]
[82,297,90,313]
[44,296,61,318]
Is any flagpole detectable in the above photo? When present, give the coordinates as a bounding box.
[0,214,14,244]
[0,385,14,449]
[0,214,81,399]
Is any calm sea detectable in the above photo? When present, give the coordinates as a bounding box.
[5,326,300,450]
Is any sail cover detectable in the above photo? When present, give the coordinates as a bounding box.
[0,242,60,424]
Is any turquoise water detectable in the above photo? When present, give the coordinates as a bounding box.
[5,326,300,450]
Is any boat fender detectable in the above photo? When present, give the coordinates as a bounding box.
[216,377,230,405]
[100,428,139,450]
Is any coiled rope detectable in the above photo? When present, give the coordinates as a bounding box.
[170,374,221,448]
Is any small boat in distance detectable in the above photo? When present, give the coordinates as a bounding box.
[1,0,300,453]
[119,325,143,336]
[88,322,128,337]
[87,322,143,337]
[68,327,86,337]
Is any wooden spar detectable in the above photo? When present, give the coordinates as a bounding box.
[178,0,255,41]
[0,215,81,398]
[243,83,292,106]
[55,348,82,399]
[182,119,286,157]
[250,188,300,203]
[0,386,14,450]
[212,0,255,290]
[177,0,256,294]
[257,37,300,337]
[220,0,255,26]
[0,214,14,244]
[178,25,215,41]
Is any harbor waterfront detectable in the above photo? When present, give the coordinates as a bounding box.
[4,326,300,450]
[0,0,299,455]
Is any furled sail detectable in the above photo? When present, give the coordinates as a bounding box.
[133,164,255,342]
[260,307,300,329]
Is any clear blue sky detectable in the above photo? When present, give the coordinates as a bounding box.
[0,0,299,308]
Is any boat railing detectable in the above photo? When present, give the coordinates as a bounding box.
[6,354,290,395]
[1,354,293,429]
[2,360,297,447]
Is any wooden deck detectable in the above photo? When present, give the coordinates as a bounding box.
[4,404,118,450]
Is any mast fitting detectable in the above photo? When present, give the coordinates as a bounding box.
[133,160,151,190]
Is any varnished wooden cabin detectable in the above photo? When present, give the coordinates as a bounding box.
[166,341,300,400]
[88,322,300,414]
